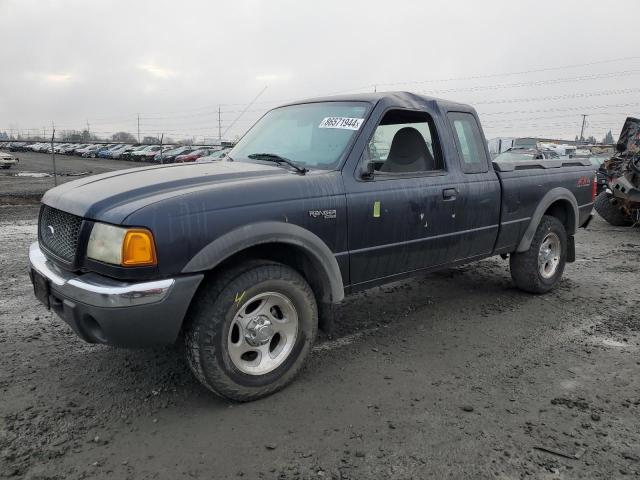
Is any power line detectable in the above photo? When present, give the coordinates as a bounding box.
[421,69,640,95]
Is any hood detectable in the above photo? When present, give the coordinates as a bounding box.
[42,161,290,223]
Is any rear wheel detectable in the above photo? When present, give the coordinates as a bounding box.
[510,215,567,294]
[594,191,632,226]
[184,261,318,401]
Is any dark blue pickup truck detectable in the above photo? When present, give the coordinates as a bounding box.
[29,92,596,400]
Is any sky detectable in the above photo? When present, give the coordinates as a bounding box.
[1,0,640,143]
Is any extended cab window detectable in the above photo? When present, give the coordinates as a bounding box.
[447,112,489,173]
[366,109,444,174]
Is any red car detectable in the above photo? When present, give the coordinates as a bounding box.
[174,148,215,163]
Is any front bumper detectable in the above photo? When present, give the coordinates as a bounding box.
[29,242,203,347]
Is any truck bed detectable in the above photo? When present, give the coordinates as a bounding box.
[493,158,596,255]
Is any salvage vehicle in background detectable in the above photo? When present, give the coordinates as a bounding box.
[594,117,640,226]
[28,92,595,401]
[494,147,559,163]
[0,151,18,169]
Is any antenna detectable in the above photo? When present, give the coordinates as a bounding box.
[51,122,57,186]
[222,86,268,138]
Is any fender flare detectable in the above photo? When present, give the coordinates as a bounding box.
[516,187,579,252]
[182,221,345,302]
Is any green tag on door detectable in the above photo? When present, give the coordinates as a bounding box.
[373,200,381,218]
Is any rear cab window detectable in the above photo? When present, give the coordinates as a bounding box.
[447,112,489,174]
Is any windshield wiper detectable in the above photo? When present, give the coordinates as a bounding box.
[247,153,308,174]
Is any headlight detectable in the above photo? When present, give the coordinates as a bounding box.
[87,223,157,266]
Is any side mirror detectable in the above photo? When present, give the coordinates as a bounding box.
[361,160,375,180]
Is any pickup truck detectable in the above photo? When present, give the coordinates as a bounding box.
[29,92,596,401]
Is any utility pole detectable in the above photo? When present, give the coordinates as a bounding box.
[137,114,140,143]
[51,122,58,186]
[86,120,90,136]
[579,114,588,145]
[159,133,164,165]
[218,105,222,143]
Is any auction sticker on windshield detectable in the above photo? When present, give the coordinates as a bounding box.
[318,117,364,130]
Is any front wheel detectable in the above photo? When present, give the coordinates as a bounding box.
[184,261,318,401]
[509,215,567,294]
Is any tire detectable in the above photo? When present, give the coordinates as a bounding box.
[510,215,567,294]
[594,191,632,226]
[184,261,318,401]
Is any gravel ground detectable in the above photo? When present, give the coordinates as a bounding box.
[1,192,639,478]
[0,151,144,200]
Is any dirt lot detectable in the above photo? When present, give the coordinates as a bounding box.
[0,151,142,200]
[0,158,639,479]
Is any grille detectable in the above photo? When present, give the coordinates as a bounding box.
[39,205,83,263]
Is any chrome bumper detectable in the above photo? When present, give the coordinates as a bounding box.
[29,242,174,308]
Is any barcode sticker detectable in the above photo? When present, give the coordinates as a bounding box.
[318,117,364,130]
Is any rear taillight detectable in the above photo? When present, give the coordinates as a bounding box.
[591,174,597,201]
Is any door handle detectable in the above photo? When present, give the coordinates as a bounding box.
[442,188,457,201]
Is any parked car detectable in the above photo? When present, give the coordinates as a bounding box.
[73,145,93,156]
[53,143,69,154]
[154,145,193,163]
[31,143,49,153]
[97,144,126,158]
[131,145,163,162]
[0,151,18,169]
[9,142,29,152]
[29,92,596,401]
[62,144,88,155]
[80,145,105,158]
[104,144,133,159]
[118,145,148,161]
[92,144,117,158]
[174,148,216,163]
[196,148,231,162]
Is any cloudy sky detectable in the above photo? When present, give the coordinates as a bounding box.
[1,0,639,142]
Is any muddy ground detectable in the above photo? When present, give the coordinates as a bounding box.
[0,151,142,200]
[1,154,639,479]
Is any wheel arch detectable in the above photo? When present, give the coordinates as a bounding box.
[516,188,578,252]
[182,222,345,305]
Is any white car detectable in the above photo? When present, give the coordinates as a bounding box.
[0,151,18,169]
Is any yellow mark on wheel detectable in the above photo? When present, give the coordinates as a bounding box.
[373,200,381,218]
[234,291,246,304]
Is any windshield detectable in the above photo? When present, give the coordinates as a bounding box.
[229,101,370,170]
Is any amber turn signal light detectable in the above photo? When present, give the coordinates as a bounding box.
[121,229,157,266]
